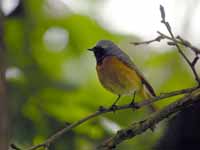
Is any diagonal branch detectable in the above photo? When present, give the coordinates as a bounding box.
[12,5,200,150]
[98,88,200,149]
[131,35,164,45]
[18,87,198,150]
[176,36,200,54]
[99,5,200,149]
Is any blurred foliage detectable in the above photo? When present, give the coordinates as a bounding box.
[2,0,196,150]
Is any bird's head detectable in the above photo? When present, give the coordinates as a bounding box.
[88,40,120,63]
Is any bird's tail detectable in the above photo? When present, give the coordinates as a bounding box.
[140,85,157,113]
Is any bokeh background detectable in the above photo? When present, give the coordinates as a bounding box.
[1,0,200,150]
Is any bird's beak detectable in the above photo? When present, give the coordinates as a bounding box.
[88,48,94,51]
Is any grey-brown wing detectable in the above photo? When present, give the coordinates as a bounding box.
[116,51,156,96]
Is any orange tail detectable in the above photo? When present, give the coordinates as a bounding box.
[140,86,157,113]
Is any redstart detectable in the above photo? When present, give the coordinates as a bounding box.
[89,40,156,111]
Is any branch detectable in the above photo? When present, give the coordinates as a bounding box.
[97,5,200,149]
[21,87,197,150]
[98,88,200,149]
[159,5,200,84]
[131,36,164,45]
[176,35,200,54]
[132,31,200,54]
[13,5,200,150]
[131,5,200,85]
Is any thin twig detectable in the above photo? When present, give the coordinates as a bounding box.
[132,6,200,85]
[133,31,200,55]
[159,6,191,67]
[192,56,199,67]
[24,87,197,150]
[98,88,200,149]
[159,5,200,85]
[176,36,200,54]
[157,31,200,81]
[131,36,164,45]
[98,5,200,149]
[14,5,200,150]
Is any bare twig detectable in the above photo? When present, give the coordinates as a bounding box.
[192,56,199,67]
[176,36,200,54]
[98,5,200,149]
[159,5,200,84]
[133,31,200,55]
[23,87,197,150]
[13,5,200,150]
[131,36,164,45]
[98,88,200,149]
[132,5,200,85]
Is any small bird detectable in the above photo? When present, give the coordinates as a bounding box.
[89,40,156,111]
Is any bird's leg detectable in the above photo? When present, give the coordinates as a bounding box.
[110,95,121,111]
[131,91,136,104]
[112,95,121,105]
[129,91,140,109]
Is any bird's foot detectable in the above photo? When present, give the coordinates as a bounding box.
[109,104,118,112]
[150,124,156,132]
[129,102,140,109]
[98,106,107,112]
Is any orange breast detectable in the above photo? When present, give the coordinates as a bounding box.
[96,56,142,95]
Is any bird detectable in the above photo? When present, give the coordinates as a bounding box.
[88,40,156,112]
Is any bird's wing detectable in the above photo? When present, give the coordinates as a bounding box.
[116,52,156,96]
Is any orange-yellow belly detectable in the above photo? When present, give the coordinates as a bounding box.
[96,56,142,95]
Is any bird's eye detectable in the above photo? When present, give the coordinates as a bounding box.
[94,46,99,49]
[95,46,104,51]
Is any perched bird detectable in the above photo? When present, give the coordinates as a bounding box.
[89,40,156,111]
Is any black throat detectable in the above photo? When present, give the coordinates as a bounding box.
[93,47,107,64]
